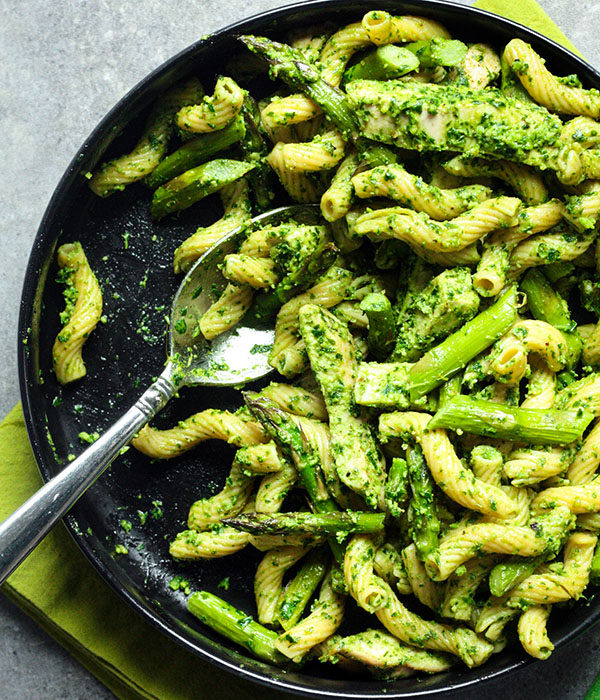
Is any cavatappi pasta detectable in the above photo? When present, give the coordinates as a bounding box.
[67,7,600,684]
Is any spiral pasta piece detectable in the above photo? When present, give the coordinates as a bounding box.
[473,200,564,296]
[268,129,346,173]
[321,153,361,222]
[255,460,298,514]
[566,420,600,485]
[173,179,252,273]
[255,545,310,625]
[490,320,567,387]
[322,629,454,677]
[223,254,279,288]
[274,570,345,662]
[557,373,600,415]
[199,282,254,340]
[379,412,518,519]
[470,445,503,487]
[89,77,204,196]
[52,242,103,385]
[176,76,245,133]
[352,164,492,220]
[361,11,450,47]
[266,142,326,203]
[131,409,266,459]
[354,197,521,253]
[505,532,597,606]
[258,382,327,421]
[508,227,596,280]
[425,506,574,581]
[344,534,388,613]
[532,476,600,513]
[443,156,548,205]
[518,606,554,660]
[373,578,493,667]
[170,498,256,560]
[260,94,323,129]
[187,458,255,530]
[561,116,600,149]
[504,39,600,117]
[520,358,557,409]
[504,446,571,487]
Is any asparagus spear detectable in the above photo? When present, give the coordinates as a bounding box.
[223,511,385,535]
[384,457,409,518]
[239,34,397,165]
[360,292,395,361]
[244,393,333,508]
[145,115,246,188]
[245,393,347,565]
[428,394,594,445]
[151,158,255,219]
[407,285,519,400]
[438,375,461,409]
[520,268,582,368]
[404,38,468,68]
[590,539,600,586]
[406,445,440,561]
[276,546,329,630]
[188,590,285,665]
[239,94,275,210]
[343,45,419,82]
[488,555,547,597]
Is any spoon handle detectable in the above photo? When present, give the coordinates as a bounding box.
[0,365,176,584]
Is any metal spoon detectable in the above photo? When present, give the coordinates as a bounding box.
[0,203,321,583]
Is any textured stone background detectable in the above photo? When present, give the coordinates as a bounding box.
[1,0,600,698]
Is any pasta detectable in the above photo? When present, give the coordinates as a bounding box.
[52,242,103,384]
[74,8,600,682]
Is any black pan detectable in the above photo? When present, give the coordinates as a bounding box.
[17,1,600,697]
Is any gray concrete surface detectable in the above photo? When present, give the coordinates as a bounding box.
[1,0,600,698]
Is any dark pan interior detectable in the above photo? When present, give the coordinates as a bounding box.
[18,1,600,697]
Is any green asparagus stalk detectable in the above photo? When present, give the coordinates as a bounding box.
[343,45,419,82]
[223,511,386,535]
[406,445,440,561]
[404,38,468,68]
[276,546,329,630]
[354,362,437,411]
[244,393,334,509]
[590,540,600,586]
[360,292,395,361]
[543,261,575,284]
[488,555,547,598]
[239,94,275,210]
[428,394,594,445]
[408,285,519,400]
[239,34,398,165]
[145,115,246,189]
[438,375,462,409]
[188,590,285,665]
[384,457,409,518]
[151,158,255,219]
[520,268,582,368]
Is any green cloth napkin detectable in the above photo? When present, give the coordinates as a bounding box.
[0,3,596,698]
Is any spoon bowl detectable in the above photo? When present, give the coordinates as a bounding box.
[168,203,320,387]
